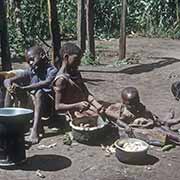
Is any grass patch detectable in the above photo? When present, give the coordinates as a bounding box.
[81,50,100,65]
[96,44,111,49]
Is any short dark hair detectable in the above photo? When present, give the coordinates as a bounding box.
[60,43,82,61]
[121,87,140,102]
[25,46,45,58]
[25,46,47,64]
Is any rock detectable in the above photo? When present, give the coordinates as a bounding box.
[36,170,45,178]
[105,152,111,157]
[146,166,152,170]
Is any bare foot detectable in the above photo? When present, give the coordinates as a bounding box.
[26,131,39,145]
[164,108,175,121]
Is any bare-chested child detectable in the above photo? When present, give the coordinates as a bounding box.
[105,87,180,145]
[4,46,58,144]
[53,43,104,121]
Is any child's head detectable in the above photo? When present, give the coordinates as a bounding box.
[121,87,140,112]
[25,46,48,71]
[60,43,82,71]
[171,81,180,101]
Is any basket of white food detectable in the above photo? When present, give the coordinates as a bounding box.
[114,138,149,163]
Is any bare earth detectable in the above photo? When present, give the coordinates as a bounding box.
[1,37,180,180]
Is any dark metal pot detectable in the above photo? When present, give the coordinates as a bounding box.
[0,108,33,166]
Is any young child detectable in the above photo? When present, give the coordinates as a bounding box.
[4,46,58,144]
[53,43,104,121]
[106,87,180,145]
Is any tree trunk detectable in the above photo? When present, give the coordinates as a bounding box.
[77,0,86,53]
[176,0,179,22]
[47,0,61,65]
[14,0,25,35]
[86,0,95,60]
[0,0,12,71]
[119,0,127,60]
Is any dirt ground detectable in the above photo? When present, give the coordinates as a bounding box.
[1,37,180,180]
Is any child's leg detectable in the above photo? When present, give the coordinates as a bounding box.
[161,109,180,128]
[163,110,180,128]
[160,126,180,145]
[4,91,14,107]
[28,90,45,144]
[166,119,180,127]
[0,88,5,107]
[18,91,29,108]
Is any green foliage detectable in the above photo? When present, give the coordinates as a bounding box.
[7,0,77,56]
[57,0,77,38]
[126,0,180,38]
[7,0,49,57]
[81,50,99,65]
[6,0,180,57]
[94,0,180,38]
[94,0,121,39]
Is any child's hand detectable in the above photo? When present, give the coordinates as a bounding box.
[11,83,25,98]
[125,126,133,134]
[76,101,90,112]
[13,84,24,93]
[97,106,106,114]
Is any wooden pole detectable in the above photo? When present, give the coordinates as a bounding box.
[176,0,179,22]
[119,0,127,60]
[47,0,61,65]
[0,0,12,71]
[86,0,95,60]
[77,0,86,53]
[14,0,26,36]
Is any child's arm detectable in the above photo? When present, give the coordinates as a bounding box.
[105,103,132,133]
[4,75,26,90]
[144,110,162,126]
[105,103,122,120]
[21,80,51,91]
[22,68,57,91]
[87,95,104,113]
[79,76,104,112]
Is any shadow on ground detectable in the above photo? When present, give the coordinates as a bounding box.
[83,78,106,86]
[81,57,180,75]
[120,57,180,74]
[2,154,72,171]
[116,154,159,166]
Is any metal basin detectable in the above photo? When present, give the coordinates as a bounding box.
[0,107,33,124]
[0,108,33,166]
[114,138,149,163]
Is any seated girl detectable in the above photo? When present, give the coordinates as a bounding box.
[53,43,104,121]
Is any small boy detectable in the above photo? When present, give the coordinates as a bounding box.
[53,43,104,120]
[4,46,58,144]
[106,87,180,145]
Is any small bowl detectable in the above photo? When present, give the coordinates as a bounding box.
[114,138,149,163]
